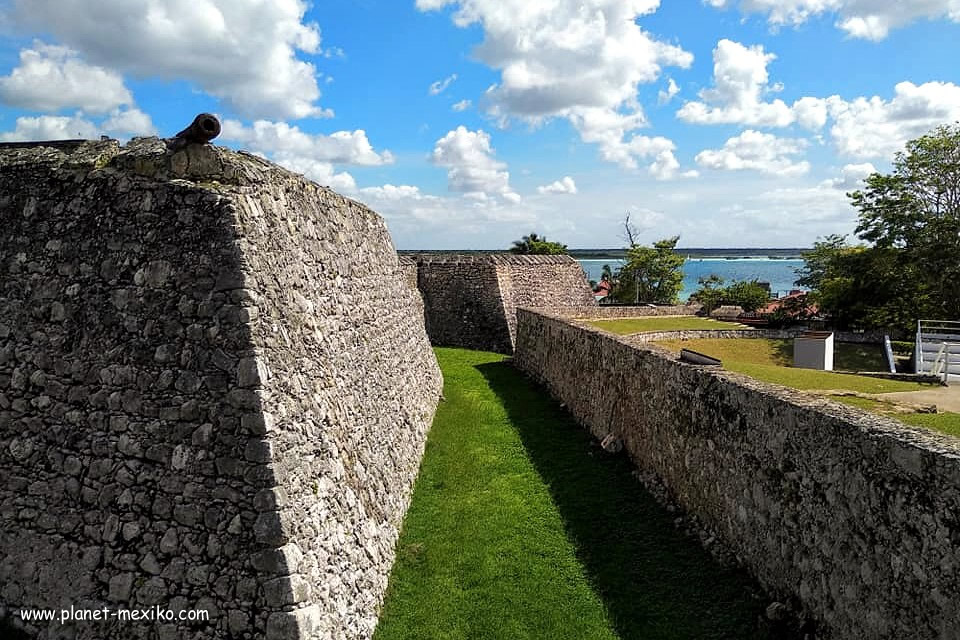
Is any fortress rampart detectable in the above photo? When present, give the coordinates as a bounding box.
[406,253,595,354]
[0,139,442,640]
[515,307,960,639]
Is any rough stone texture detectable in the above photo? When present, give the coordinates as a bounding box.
[515,308,960,640]
[410,254,594,353]
[0,139,442,639]
[573,304,702,318]
[608,328,893,345]
[397,256,418,293]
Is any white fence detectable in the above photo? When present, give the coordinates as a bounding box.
[916,320,960,383]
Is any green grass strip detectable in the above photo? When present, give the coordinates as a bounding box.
[375,348,772,640]
[587,316,749,334]
[832,396,960,438]
[656,338,931,394]
[897,412,960,438]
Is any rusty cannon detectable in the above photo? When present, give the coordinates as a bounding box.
[173,113,221,145]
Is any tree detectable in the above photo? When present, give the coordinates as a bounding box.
[850,123,960,320]
[796,125,960,332]
[509,233,568,255]
[723,280,771,313]
[688,275,726,312]
[689,275,770,313]
[614,236,685,304]
[797,237,932,331]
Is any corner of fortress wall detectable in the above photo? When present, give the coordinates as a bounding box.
[408,253,596,354]
[0,138,443,639]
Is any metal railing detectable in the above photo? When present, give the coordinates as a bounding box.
[917,320,960,383]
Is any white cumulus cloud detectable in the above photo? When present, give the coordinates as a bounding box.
[0,109,156,141]
[0,41,133,114]
[676,40,960,162]
[8,0,330,119]
[221,120,394,166]
[568,108,690,179]
[707,0,960,40]
[102,108,157,136]
[452,99,472,112]
[826,81,960,159]
[821,162,877,190]
[695,130,811,176]
[677,39,817,129]
[417,0,695,176]
[537,176,578,195]
[431,126,521,203]
[220,120,396,193]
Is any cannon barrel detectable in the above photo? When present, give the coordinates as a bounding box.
[174,113,221,144]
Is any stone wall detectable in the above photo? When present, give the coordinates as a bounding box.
[397,256,418,293]
[410,254,594,353]
[0,139,442,640]
[571,304,701,318]
[616,328,887,345]
[514,308,960,639]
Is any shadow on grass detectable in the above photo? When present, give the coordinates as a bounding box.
[774,338,886,372]
[771,339,794,366]
[477,360,783,640]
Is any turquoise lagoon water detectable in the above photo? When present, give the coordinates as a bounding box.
[577,258,806,301]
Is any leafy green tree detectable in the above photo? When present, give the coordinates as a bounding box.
[689,275,769,313]
[689,275,726,312]
[723,280,770,312]
[509,233,568,255]
[797,125,960,332]
[797,236,934,332]
[850,123,960,320]
[614,236,685,304]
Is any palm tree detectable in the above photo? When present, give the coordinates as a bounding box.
[510,233,545,254]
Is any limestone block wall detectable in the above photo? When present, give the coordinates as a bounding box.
[515,308,960,639]
[493,255,596,351]
[411,254,594,353]
[397,256,418,293]
[0,139,441,640]
[573,304,701,318]
[412,255,512,353]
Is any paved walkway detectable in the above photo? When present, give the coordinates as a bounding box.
[884,385,960,412]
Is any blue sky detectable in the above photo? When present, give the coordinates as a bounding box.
[0,0,958,249]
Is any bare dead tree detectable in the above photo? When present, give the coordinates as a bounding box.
[622,212,641,248]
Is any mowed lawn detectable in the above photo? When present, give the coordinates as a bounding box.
[586,316,749,334]
[831,396,960,438]
[374,348,775,640]
[655,338,930,393]
[656,338,960,437]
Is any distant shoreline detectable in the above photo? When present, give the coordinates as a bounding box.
[398,248,809,260]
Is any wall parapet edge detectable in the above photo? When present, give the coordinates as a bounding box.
[514,307,960,640]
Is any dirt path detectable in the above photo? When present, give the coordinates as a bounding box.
[883,385,960,412]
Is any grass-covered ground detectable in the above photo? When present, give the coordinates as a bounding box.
[375,348,775,640]
[655,338,926,393]
[898,412,960,437]
[587,316,748,334]
[832,396,960,438]
[656,338,960,437]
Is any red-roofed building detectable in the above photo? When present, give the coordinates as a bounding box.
[594,278,612,302]
[758,290,818,316]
